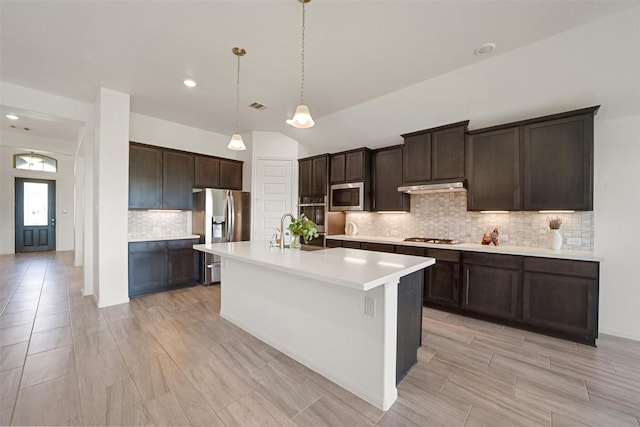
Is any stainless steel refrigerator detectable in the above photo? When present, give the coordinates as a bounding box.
[192,188,250,284]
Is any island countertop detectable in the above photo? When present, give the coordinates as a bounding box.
[194,241,435,291]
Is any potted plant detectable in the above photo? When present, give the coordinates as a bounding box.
[288,213,319,249]
[547,216,563,250]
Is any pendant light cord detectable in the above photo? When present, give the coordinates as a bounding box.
[236,52,241,133]
[300,1,306,104]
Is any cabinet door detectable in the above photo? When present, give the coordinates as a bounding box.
[467,127,521,211]
[523,114,593,210]
[360,242,395,253]
[194,156,220,188]
[219,159,243,190]
[523,271,597,340]
[432,125,466,181]
[298,158,312,197]
[425,260,459,307]
[462,264,520,320]
[374,147,409,212]
[163,151,194,210]
[311,155,328,196]
[329,153,346,184]
[326,239,343,248]
[403,133,431,184]
[129,145,162,209]
[128,242,167,297]
[345,151,366,182]
[167,241,199,286]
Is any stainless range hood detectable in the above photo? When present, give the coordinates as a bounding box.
[397,181,466,194]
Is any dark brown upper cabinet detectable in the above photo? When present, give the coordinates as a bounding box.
[219,159,243,190]
[373,145,410,212]
[162,151,194,210]
[522,112,594,210]
[299,154,329,197]
[466,127,521,211]
[194,156,220,188]
[129,144,163,209]
[466,106,598,211]
[402,121,468,185]
[330,148,371,184]
[129,143,194,210]
[194,155,242,190]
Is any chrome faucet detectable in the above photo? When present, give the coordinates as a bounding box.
[279,212,294,249]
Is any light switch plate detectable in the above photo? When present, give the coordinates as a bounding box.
[364,296,375,317]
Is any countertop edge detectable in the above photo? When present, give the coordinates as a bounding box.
[326,235,603,262]
[128,235,201,243]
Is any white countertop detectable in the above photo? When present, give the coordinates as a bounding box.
[128,234,200,243]
[327,235,603,262]
[194,241,435,291]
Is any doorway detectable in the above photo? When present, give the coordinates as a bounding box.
[253,159,294,241]
[15,178,56,252]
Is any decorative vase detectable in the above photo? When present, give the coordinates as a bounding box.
[547,229,562,250]
[290,235,302,250]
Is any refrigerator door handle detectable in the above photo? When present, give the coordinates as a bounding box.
[225,191,232,242]
[228,192,235,241]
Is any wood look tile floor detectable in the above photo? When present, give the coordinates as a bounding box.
[1,251,639,426]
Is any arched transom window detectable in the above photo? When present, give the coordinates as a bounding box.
[13,153,57,172]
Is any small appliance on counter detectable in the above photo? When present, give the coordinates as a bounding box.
[193,188,250,284]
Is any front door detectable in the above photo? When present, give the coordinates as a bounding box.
[15,178,56,252]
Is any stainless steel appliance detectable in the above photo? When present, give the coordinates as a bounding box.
[193,188,250,284]
[330,182,365,211]
[299,195,345,246]
[404,237,460,245]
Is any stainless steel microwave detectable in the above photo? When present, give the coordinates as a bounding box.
[330,182,365,211]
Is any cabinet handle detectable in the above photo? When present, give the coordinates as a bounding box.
[465,269,470,305]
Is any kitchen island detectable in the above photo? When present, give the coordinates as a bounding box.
[193,241,434,410]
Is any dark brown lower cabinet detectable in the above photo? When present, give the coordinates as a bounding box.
[326,239,343,248]
[423,249,460,308]
[361,242,395,253]
[129,238,199,297]
[523,257,598,344]
[462,263,520,321]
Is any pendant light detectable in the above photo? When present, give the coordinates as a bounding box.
[287,0,314,128]
[228,47,247,151]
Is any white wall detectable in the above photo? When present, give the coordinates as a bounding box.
[93,88,130,307]
[0,137,76,255]
[594,114,640,340]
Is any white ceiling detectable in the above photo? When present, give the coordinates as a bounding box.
[1,0,638,152]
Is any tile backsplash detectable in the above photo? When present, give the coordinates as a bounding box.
[345,192,594,251]
[128,210,190,239]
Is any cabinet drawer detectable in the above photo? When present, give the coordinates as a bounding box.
[342,241,361,249]
[167,238,199,250]
[463,252,521,269]
[128,241,166,253]
[361,242,395,253]
[326,240,343,248]
[395,246,425,256]
[524,257,598,279]
[426,248,460,263]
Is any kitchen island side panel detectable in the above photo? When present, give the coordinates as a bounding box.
[219,257,399,411]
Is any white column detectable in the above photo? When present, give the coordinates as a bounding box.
[93,88,130,307]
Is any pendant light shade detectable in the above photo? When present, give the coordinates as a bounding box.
[286,104,315,128]
[288,0,314,128]
[228,47,247,151]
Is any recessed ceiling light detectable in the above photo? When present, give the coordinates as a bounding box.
[474,42,496,56]
[183,79,197,88]
[6,114,19,120]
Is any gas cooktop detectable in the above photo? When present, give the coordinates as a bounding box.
[404,237,460,245]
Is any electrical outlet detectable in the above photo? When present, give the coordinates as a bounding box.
[364,296,375,317]
[501,234,509,242]
[567,237,582,246]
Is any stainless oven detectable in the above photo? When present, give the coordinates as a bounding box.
[330,182,365,211]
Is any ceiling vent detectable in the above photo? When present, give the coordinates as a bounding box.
[249,102,267,111]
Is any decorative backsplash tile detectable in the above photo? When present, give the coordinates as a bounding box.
[128,210,189,239]
[345,192,594,251]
